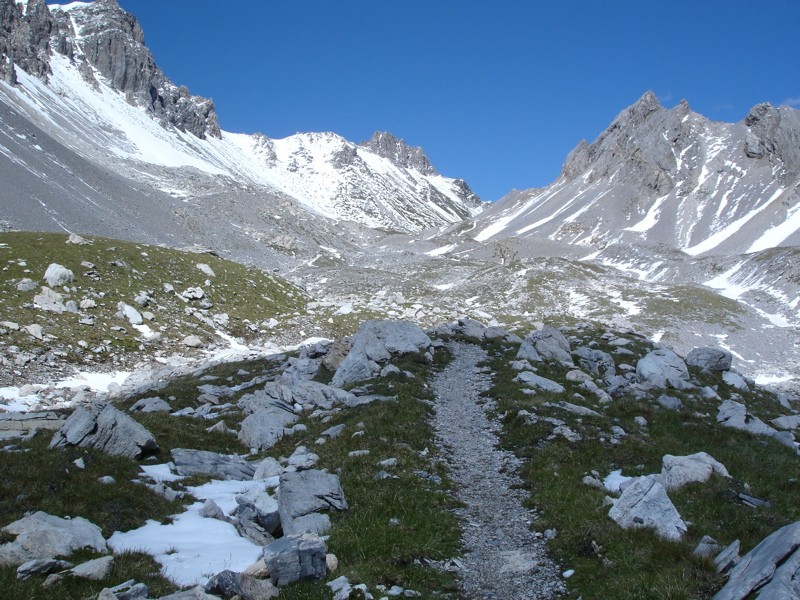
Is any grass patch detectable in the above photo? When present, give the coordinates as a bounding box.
[480,323,800,599]
[0,231,307,378]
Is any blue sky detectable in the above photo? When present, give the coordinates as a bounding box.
[117,0,799,201]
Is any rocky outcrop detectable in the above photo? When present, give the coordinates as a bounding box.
[360,131,437,175]
[62,0,220,139]
[278,469,348,536]
[171,448,256,480]
[331,320,431,388]
[262,533,327,587]
[0,0,64,83]
[49,402,159,459]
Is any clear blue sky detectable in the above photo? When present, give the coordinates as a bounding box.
[116,0,799,201]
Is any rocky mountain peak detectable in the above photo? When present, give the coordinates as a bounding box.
[0,0,59,83]
[360,131,436,175]
[59,1,220,140]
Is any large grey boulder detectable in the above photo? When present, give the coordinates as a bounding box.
[331,320,431,388]
[524,326,574,366]
[712,521,800,600]
[0,512,107,567]
[233,488,281,536]
[262,533,327,587]
[636,348,691,390]
[50,402,158,459]
[278,470,348,536]
[70,555,114,580]
[717,400,798,452]
[43,263,74,287]
[686,346,733,372]
[171,448,255,480]
[608,476,687,541]
[204,569,279,599]
[659,452,730,491]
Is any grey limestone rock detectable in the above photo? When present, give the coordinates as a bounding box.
[50,402,158,459]
[233,488,281,536]
[16,557,73,579]
[43,263,74,287]
[156,587,222,600]
[118,302,143,326]
[253,456,282,480]
[360,131,436,175]
[34,287,67,313]
[712,521,800,599]
[515,371,566,394]
[70,555,114,580]
[659,452,730,491]
[262,533,327,587]
[573,346,616,379]
[516,341,542,363]
[171,448,255,480]
[686,346,733,371]
[608,476,687,541]
[636,348,691,390]
[657,394,683,411]
[332,320,431,388]
[717,400,798,451]
[0,512,107,567]
[524,326,573,366]
[278,469,348,536]
[129,396,171,413]
[204,569,279,599]
[723,371,749,391]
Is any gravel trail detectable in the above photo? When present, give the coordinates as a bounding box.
[432,341,564,599]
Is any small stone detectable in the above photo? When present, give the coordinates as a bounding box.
[183,335,203,348]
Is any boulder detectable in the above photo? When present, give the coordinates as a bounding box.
[712,521,800,599]
[686,347,733,371]
[50,402,158,459]
[117,302,143,326]
[331,320,431,387]
[171,448,255,480]
[515,371,566,394]
[233,488,281,536]
[70,555,114,580]
[657,394,683,411]
[43,263,74,287]
[0,512,107,567]
[524,326,573,366]
[34,287,67,313]
[608,476,687,541]
[723,371,749,391]
[253,457,282,481]
[262,533,327,587]
[516,341,542,363]
[717,400,798,451]
[278,470,348,536]
[636,348,691,390]
[129,397,171,413]
[204,570,278,599]
[659,452,730,490]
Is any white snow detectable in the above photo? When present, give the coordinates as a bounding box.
[54,369,131,392]
[683,187,785,256]
[625,195,668,233]
[426,244,456,256]
[747,200,800,253]
[108,475,270,587]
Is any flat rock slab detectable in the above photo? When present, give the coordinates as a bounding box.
[717,400,798,451]
[50,402,158,459]
[0,512,107,567]
[171,448,255,480]
[713,521,800,599]
[0,411,64,431]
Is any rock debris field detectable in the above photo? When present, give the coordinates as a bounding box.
[431,341,564,599]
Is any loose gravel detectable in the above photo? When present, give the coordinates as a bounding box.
[432,341,564,599]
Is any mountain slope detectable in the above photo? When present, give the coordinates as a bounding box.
[474,91,800,256]
[0,0,484,233]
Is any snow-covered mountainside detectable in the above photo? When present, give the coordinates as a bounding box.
[0,0,484,233]
[469,91,800,329]
[475,91,800,255]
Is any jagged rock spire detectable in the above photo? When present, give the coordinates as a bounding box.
[360,131,436,175]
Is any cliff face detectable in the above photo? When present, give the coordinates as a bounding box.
[0,0,219,139]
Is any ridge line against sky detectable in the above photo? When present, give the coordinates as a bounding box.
[116,0,800,201]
